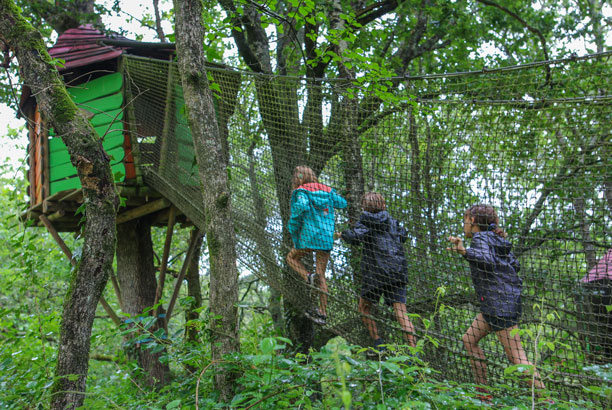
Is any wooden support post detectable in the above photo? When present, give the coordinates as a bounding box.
[39,214,122,327]
[116,198,170,224]
[165,229,202,325]
[108,270,123,312]
[41,126,50,201]
[153,206,177,318]
[27,118,37,207]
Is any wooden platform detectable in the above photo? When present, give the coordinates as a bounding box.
[20,183,191,232]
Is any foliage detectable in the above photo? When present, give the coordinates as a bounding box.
[0,169,69,408]
[1,0,611,409]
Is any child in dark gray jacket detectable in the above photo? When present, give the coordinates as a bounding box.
[448,204,545,392]
[338,192,416,350]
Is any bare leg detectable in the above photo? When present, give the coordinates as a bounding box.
[359,298,379,341]
[496,326,545,389]
[462,313,492,385]
[392,302,416,347]
[315,250,330,316]
[286,248,311,281]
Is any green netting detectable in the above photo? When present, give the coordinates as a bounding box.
[122,53,612,402]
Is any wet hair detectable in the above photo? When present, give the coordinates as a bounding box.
[292,165,318,190]
[362,192,386,213]
[465,204,507,238]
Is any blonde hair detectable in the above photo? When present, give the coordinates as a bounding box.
[292,165,318,190]
[362,192,386,213]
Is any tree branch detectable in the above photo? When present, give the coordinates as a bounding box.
[355,0,401,27]
[218,0,267,73]
[152,0,167,42]
[475,0,550,83]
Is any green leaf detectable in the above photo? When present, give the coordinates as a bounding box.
[381,361,400,373]
[341,390,351,408]
[260,337,275,354]
[166,399,181,409]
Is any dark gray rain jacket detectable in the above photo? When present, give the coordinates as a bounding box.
[341,211,408,289]
[464,231,522,317]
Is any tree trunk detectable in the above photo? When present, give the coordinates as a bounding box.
[116,218,170,387]
[573,197,597,270]
[185,229,204,344]
[408,107,426,257]
[0,2,118,409]
[28,0,99,35]
[174,0,240,401]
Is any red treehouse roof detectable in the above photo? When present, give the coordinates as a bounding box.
[48,24,125,71]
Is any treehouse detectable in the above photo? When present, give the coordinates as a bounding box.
[20,25,240,232]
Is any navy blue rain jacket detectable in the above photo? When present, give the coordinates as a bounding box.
[341,211,409,288]
[464,231,522,318]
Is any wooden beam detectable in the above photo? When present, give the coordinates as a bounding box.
[41,126,50,201]
[39,214,122,327]
[153,205,177,318]
[61,189,83,203]
[116,198,170,224]
[42,199,80,214]
[44,189,77,203]
[39,214,75,262]
[108,270,123,312]
[99,297,121,327]
[153,206,184,224]
[41,209,65,223]
[165,229,202,325]
[99,38,176,50]
[20,210,41,223]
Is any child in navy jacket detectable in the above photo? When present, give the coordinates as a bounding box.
[448,204,546,392]
[338,192,416,349]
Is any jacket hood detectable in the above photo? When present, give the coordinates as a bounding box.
[477,231,513,256]
[293,183,333,208]
[360,210,391,229]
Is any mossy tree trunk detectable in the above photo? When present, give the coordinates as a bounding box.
[173,0,240,402]
[0,2,118,409]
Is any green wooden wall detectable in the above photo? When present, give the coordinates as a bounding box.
[48,72,126,194]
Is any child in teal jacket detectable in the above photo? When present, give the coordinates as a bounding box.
[286,165,347,325]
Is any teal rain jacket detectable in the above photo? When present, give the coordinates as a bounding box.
[288,183,347,250]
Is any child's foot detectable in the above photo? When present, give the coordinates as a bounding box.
[374,337,386,353]
[307,272,317,286]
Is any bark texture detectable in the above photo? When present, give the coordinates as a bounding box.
[185,229,204,343]
[116,218,170,387]
[173,0,240,401]
[0,2,118,409]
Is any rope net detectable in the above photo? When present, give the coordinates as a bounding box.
[122,53,612,401]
